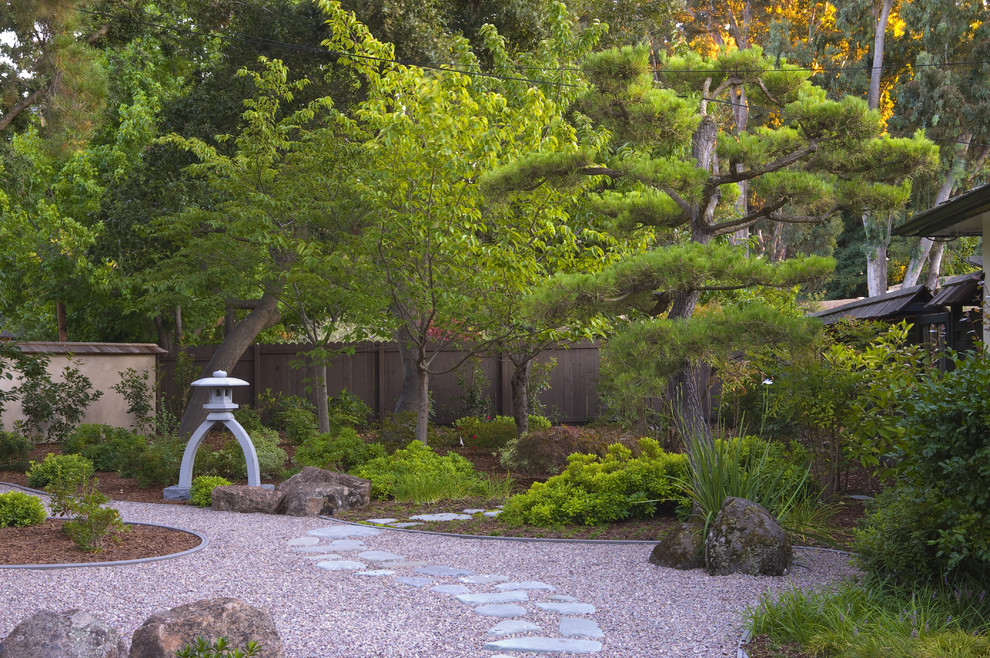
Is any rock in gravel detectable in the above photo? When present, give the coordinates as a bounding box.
[0,608,126,658]
[211,485,284,514]
[275,467,371,516]
[705,497,791,577]
[649,522,705,570]
[129,598,284,658]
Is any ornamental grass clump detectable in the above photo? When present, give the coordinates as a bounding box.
[500,438,688,526]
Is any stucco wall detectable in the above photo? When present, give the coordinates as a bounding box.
[1,349,159,435]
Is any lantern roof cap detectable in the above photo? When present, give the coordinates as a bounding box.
[190,370,249,388]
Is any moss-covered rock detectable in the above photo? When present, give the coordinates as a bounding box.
[649,522,704,570]
[705,497,791,577]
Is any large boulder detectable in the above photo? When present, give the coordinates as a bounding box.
[705,497,791,577]
[129,598,283,658]
[0,609,125,658]
[649,522,705,570]
[211,485,284,514]
[275,467,371,516]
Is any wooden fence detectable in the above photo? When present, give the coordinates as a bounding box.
[159,342,602,425]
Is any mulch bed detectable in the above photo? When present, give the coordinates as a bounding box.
[0,518,202,566]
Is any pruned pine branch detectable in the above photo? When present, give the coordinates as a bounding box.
[769,207,840,224]
[707,199,787,236]
[711,142,818,186]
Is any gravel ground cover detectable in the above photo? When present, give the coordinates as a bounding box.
[0,485,858,657]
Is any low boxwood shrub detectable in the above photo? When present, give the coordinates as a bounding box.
[0,430,31,471]
[190,475,232,507]
[277,408,319,445]
[351,440,478,500]
[294,428,385,471]
[0,491,48,527]
[454,416,517,450]
[499,438,689,526]
[26,453,95,489]
[63,424,147,473]
[198,427,287,480]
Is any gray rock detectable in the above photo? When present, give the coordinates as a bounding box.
[648,522,705,570]
[286,536,320,547]
[456,591,529,606]
[473,604,528,618]
[315,560,366,571]
[307,525,381,539]
[705,497,791,577]
[415,566,474,578]
[408,512,473,521]
[211,485,284,514]
[559,617,604,638]
[356,551,404,562]
[129,598,283,658]
[430,585,470,595]
[459,574,510,584]
[495,581,555,591]
[276,468,371,516]
[535,602,596,615]
[0,609,125,658]
[355,570,395,576]
[483,637,603,653]
[396,577,433,587]
[488,620,542,636]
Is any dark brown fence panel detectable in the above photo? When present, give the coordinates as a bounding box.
[160,342,602,425]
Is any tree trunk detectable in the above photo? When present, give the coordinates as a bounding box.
[924,241,945,292]
[864,236,888,296]
[666,362,710,444]
[394,333,430,445]
[314,363,330,434]
[176,291,281,438]
[510,359,531,439]
[903,146,966,288]
[56,301,68,341]
[869,0,894,111]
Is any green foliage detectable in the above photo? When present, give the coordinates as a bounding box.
[110,367,155,433]
[327,389,372,427]
[454,416,517,451]
[63,424,147,473]
[389,470,512,505]
[257,391,315,429]
[16,358,103,443]
[175,637,261,658]
[121,435,185,487]
[351,440,478,500]
[499,424,637,474]
[528,415,552,433]
[378,412,439,450]
[277,407,319,445]
[455,361,494,420]
[293,428,385,471]
[198,427,287,480]
[233,407,265,434]
[0,430,31,470]
[500,438,688,526]
[190,475,232,507]
[60,479,129,554]
[26,453,94,489]
[746,578,990,658]
[0,343,47,423]
[0,491,48,527]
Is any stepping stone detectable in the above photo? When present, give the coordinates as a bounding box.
[483,510,502,517]
[460,574,510,585]
[462,508,486,514]
[326,539,367,551]
[496,581,555,592]
[316,560,366,571]
[431,584,470,595]
[456,591,529,606]
[387,560,429,568]
[536,602,596,615]
[483,637,602,654]
[389,522,423,528]
[396,577,433,588]
[357,550,405,562]
[287,536,320,547]
[415,566,475,578]
[559,618,604,639]
[365,518,398,525]
[545,595,579,603]
[473,604,528,618]
[293,546,340,553]
[308,525,382,539]
[302,553,344,560]
[488,620,542,637]
[409,512,473,522]
[356,570,396,577]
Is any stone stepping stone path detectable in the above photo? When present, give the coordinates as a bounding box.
[360,507,504,528]
[287,524,606,654]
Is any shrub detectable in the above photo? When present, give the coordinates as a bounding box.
[176,637,261,658]
[111,367,155,433]
[294,428,385,471]
[377,412,440,450]
[327,389,373,427]
[256,390,313,428]
[18,358,103,443]
[63,424,147,473]
[190,475,232,507]
[277,408,319,445]
[454,416,516,451]
[198,427,287,480]
[233,407,265,434]
[500,425,640,475]
[351,440,478,500]
[0,430,31,470]
[500,438,689,526]
[528,415,552,433]
[120,434,185,487]
[26,453,95,489]
[60,479,129,553]
[0,491,47,527]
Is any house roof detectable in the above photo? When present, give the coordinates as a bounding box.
[811,284,933,325]
[928,271,984,307]
[12,342,167,355]
[895,183,990,237]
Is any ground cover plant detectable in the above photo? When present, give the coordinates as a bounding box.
[0,491,47,527]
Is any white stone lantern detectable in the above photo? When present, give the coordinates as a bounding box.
[163,370,266,501]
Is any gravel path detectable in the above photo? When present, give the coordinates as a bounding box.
[0,488,857,657]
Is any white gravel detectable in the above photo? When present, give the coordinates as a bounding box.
[0,487,858,657]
